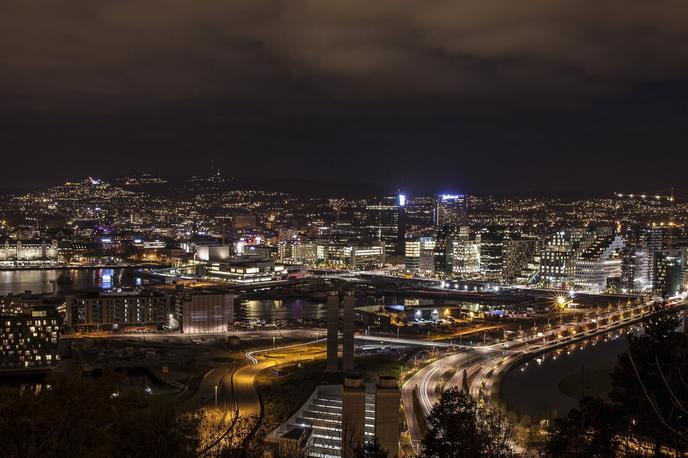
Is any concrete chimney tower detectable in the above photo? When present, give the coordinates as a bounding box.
[342,374,366,453]
[326,291,339,372]
[375,376,401,457]
[342,291,355,372]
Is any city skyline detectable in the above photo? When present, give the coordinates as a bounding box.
[3,2,688,457]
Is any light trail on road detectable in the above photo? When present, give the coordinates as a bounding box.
[402,297,686,455]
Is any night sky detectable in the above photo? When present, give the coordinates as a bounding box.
[2,1,688,194]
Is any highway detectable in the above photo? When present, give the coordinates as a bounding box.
[402,296,687,455]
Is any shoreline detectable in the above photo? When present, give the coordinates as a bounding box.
[487,302,688,418]
[0,263,166,272]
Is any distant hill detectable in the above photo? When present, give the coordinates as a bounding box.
[114,176,389,198]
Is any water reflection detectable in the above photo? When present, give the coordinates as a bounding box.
[0,268,142,295]
[240,296,496,321]
[500,326,643,420]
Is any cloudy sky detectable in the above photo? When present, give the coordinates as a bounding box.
[2,0,687,193]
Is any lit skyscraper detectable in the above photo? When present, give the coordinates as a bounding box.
[364,196,405,256]
[435,194,467,227]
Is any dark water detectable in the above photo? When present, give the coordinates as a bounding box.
[500,330,633,420]
[0,268,144,295]
[0,269,496,321]
[241,295,492,321]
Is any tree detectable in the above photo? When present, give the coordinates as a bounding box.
[421,387,514,458]
[0,372,199,458]
[609,314,688,455]
[354,438,389,458]
[546,396,620,457]
[546,315,688,456]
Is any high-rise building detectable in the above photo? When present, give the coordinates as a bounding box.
[433,225,461,275]
[365,197,404,255]
[446,233,481,277]
[647,226,676,287]
[621,245,649,292]
[653,249,684,297]
[574,235,625,292]
[479,226,517,281]
[540,229,591,286]
[620,227,651,292]
[405,240,420,272]
[404,196,435,228]
[405,237,436,276]
[435,194,467,227]
[396,193,408,257]
[502,236,539,282]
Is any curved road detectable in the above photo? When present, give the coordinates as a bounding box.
[403,297,686,455]
[231,340,328,418]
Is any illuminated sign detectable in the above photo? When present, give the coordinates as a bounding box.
[440,194,464,201]
[398,194,407,206]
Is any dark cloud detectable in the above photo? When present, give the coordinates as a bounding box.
[2,0,688,109]
[1,1,688,193]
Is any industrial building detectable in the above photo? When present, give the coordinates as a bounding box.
[178,290,235,334]
[267,375,400,458]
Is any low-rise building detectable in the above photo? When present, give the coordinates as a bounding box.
[0,240,58,265]
[65,290,169,333]
[323,243,386,270]
[206,259,287,283]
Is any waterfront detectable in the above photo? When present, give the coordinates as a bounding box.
[500,329,634,420]
[241,295,494,321]
[0,269,498,322]
[0,268,144,295]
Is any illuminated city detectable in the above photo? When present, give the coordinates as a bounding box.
[2,2,688,458]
